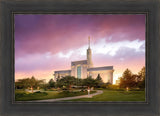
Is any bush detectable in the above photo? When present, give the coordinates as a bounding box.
[34,91,41,93]
[15,92,26,98]
[33,91,48,95]
[100,84,107,88]
[129,88,145,91]
[106,85,120,90]
[15,91,48,98]
[80,89,87,92]
[47,88,57,91]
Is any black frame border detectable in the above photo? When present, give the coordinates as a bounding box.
[0,0,159,116]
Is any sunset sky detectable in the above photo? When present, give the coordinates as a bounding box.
[15,14,145,84]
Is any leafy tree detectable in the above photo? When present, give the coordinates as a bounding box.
[56,75,60,81]
[15,76,44,91]
[82,76,96,87]
[105,82,112,88]
[119,67,145,89]
[48,79,55,88]
[29,76,44,89]
[56,79,63,88]
[30,76,36,88]
[42,83,49,91]
[15,81,25,89]
[56,76,76,89]
[76,78,83,86]
[15,78,31,89]
[138,79,145,89]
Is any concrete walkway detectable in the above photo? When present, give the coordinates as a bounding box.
[29,90,103,102]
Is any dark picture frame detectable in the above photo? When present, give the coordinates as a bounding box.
[0,0,159,116]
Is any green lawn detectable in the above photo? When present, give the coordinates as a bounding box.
[64,90,145,101]
[15,89,96,101]
[15,89,145,101]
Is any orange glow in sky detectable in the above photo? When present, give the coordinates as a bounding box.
[15,14,145,84]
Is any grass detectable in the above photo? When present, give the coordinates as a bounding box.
[15,89,96,101]
[15,89,145,101]
[64,89,145,101]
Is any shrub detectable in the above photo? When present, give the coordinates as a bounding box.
[33,91,48,95]
[106,85,119,90]
[34,91,41,93]
[15,92,26,98]
[100,83,108,88]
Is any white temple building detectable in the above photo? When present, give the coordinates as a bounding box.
[54,36,114,84]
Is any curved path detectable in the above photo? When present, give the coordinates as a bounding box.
[30,90,103,102]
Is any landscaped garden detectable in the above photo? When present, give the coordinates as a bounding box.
[64,89,145,101]
[15,67,145,102]
[15,89,145,101]
[15,89,96,101]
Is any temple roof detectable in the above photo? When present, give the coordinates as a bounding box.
[87,66,113,71]
[71,60,87,66]
[54,70,71,74]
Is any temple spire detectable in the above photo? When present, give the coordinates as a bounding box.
[87,36,93,68]
[88,36,90,49]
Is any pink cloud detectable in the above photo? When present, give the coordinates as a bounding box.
[15,14,145,81]
[15,14,145,58]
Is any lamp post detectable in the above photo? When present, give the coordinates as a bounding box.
[87,87,90,95]
[126,87,129,92]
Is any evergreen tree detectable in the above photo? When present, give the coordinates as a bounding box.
[96,74,103,82]
[119,69,135,88]
[138,67,145,88]
[138,67,145,81]
[95,74,103,88]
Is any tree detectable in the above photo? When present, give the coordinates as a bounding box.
[56,75,60,81]
[131,74,140,87]
[29,76,44,91]
[119,69,136,88]
[122,68,132,80]
[56,76,76,89]
[56,79,63,88]
[95,74,103,88]
[15,78,31,89]
[138,67,145,81]
[48,79,55,88]
[96,74,103,81]
[15,76,44,91]
[137,67,145,88]
[76,78,83,86]
[119,67,146,89]
[82,76,96,87]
